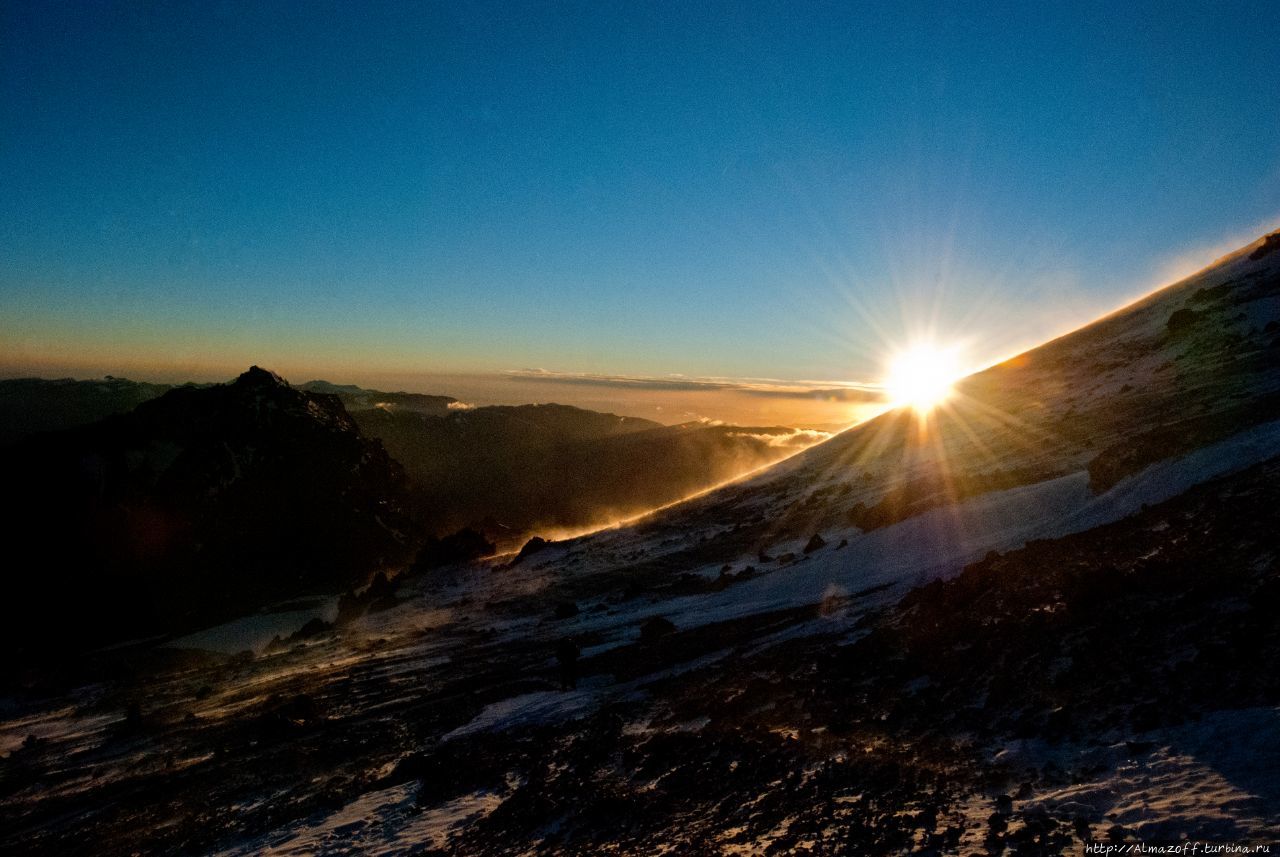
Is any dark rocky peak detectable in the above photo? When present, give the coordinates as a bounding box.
[234,365,289,389]
[125,365,353,436]
[207,367,361,434]
[2,366,417,651]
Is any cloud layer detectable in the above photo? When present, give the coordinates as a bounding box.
[504,369,887,403]
[728,428,835,448]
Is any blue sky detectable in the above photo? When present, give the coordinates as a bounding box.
[2,0,1279,391]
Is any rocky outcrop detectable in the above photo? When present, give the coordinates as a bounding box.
[410,527,496,573]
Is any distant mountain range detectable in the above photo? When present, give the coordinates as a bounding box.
[0,369,821,652]
[297,380,458,416]
[0,375,181,447]
[0,375,459,447]
[351,405,814,543]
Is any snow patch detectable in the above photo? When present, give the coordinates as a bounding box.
[217,783,507,855]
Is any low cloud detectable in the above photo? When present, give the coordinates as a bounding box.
[728,428,834,448]
[505,368,886,403]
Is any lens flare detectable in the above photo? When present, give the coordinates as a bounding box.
[885,344,962,413]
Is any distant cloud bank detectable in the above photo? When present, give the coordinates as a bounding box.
[504,368,887,403]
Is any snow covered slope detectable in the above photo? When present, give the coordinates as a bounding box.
[492,229,1280,641]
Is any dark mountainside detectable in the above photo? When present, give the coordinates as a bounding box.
[353,404,812,543]
[0,374,823,558]
[0,367,415,657]
[0,376,176,446]
[5,458,1277,854]
[0,376,452,448]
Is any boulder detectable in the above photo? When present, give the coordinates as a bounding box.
[803,533,827,554]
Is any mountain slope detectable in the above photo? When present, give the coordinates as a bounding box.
[576,227,1280,595]
[363,229,1278,850]
[352,403,816,543]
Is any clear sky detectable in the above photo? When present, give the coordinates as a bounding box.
[2,1,1279,423]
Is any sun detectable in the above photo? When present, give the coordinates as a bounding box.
[885,344,962,413]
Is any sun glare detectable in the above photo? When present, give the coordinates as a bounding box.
[885,344,962,413]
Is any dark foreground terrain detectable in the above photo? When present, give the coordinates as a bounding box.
[2,456,1277,854]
